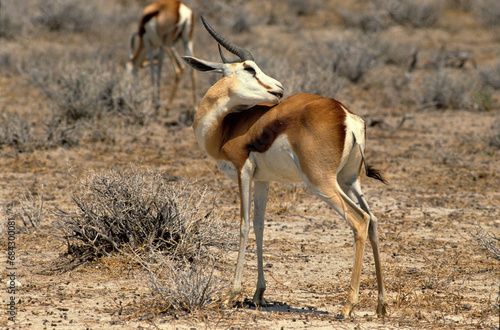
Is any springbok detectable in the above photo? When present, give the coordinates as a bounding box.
[126,0,197,112]
[183,17,388,319]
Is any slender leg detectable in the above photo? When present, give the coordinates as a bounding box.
[305,178,370,319]
[368,215,387,317]
[344,180,387,317]
[183,38,198,109]
[224,165,254,306]
[252,181,270,306]
[164,46,183,113]
[156,47,163,109]
[338,201,369,319]
[143,36,158,109]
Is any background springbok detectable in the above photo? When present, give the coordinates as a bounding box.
[126,0,197,113]
[182,17,388,319]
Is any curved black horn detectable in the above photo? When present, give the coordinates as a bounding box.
[201,16,254,62]
[218,44,231,63]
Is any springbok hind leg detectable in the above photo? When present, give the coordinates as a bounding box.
[344,180,387,317]
[308,179,370,319]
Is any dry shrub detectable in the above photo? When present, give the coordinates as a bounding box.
[328,33,380,84]
[0,0,35,39]
[24,52,152,125]
[375,34,418,68]
[426,49,477,70]
[448,0,473,11]
[31,0,97,33]
[255,49,345,98]
[418,69,478,109]
[483,121,500,149]
[469,226,500,261]
[141,252,226,312]
[57,168,231,311]
[288,0,320,17]
[337,7,390,33]
[0,115,34,152]
[59,169,230,260]
[475,0,500,27]
[231,10,251,34]
[286,59,345,98]
[382,0,444,28]
[479,60,500,90]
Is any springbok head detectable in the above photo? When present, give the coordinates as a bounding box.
[183,17,284,107]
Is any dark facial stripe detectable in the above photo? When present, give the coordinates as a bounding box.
[255,76,272,90]
[243,62,273,89]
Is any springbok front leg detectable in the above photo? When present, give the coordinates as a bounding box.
[182,34,198,110]
[224,162,254,306]
[164,46,184,113]
[252,181,270,306]
[144,36,161,110]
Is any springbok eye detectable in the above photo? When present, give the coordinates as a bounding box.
[244,66,256,75]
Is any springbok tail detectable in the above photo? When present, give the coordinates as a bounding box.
[354,133,388,185]
[128,31,138,59]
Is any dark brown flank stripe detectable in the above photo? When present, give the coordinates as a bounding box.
[246,119,285,153]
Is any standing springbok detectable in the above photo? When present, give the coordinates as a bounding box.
[182,17,388,319]
[126,0,197,112]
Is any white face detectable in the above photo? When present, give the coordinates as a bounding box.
[183,56,284,107]
[225,60,284,106]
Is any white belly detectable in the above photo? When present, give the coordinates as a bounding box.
[216,135,302,183]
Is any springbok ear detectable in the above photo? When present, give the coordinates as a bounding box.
[183,56,224,73]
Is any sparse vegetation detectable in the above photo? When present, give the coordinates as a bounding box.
[337,7,389,33]
[59,169,230,261]
[475,0,500,27]
[1,0,498,327]
[470,226,500,261]
[31,0,97,33]
[19,188,45,229]
[483,121,500,149]
[418,69,478,109]
[0,115,35,152]
[142,252,226,312]
[328,33,380,83]
[383,0,444,28]
[479,60,500,90]
[288,0,320,17]
[57,169,232,311]
[26,58,152,124]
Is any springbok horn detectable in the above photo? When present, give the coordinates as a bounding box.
[200,16,255,62]
[218,44,235,64]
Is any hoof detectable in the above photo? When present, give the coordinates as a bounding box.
[377,302,388,318]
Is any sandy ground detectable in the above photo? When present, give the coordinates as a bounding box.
[1,79,498,328]
[1,1,499,329]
